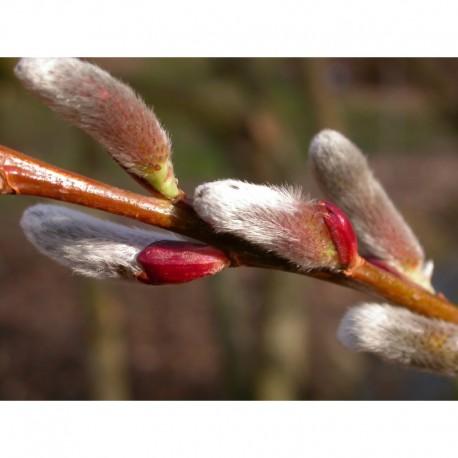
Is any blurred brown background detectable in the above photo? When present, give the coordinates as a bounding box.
[0,58,457,400]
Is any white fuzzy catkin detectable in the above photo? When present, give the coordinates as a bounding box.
[338,302,458,376]
[309,129,432,290]
[193,179,339,269]
[21,204,181,280]
[14,58,171,180]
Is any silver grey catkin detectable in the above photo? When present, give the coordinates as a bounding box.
[338,302,458,376]
[21,204,181,280]
[309,129,432,290]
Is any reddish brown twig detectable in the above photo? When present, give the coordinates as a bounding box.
[0,144,298,269]
[2,144,458,324]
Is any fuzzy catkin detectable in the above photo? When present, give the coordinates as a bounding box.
[21,204,181,280]
[338,302,458,376]
[309,129,428,282]
[15,58,179,198]
[193,179,340,270]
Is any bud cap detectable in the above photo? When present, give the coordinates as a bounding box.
[137,241,229,285]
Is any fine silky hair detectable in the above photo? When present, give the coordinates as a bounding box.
[338,302,458,375]
[15,58,180,198]
[21,204,181,280]
[309,129,433,290]
[193,179,343,270]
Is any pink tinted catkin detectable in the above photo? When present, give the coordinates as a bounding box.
[193,179,357,270]
[15,58,180,199]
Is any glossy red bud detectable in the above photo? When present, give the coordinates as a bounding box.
[137,241,229,285]
[321,200,358,267]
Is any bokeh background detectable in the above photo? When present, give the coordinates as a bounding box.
[0,58,457,400]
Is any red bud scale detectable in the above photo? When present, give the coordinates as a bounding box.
[137,241,229,285]
[321,200,358,268]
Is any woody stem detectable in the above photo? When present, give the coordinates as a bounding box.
[1,144,458,324]
[342,258,458,324]
[0,144,296,267]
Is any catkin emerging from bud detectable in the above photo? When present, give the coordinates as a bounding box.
[20,204,181,280]
[15,58,180,199]
[338,302,458,376]
[193,179,357,270]
[309,129,432,290]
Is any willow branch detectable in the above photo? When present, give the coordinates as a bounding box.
[0,144,295,269]
[1,144,458,324]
